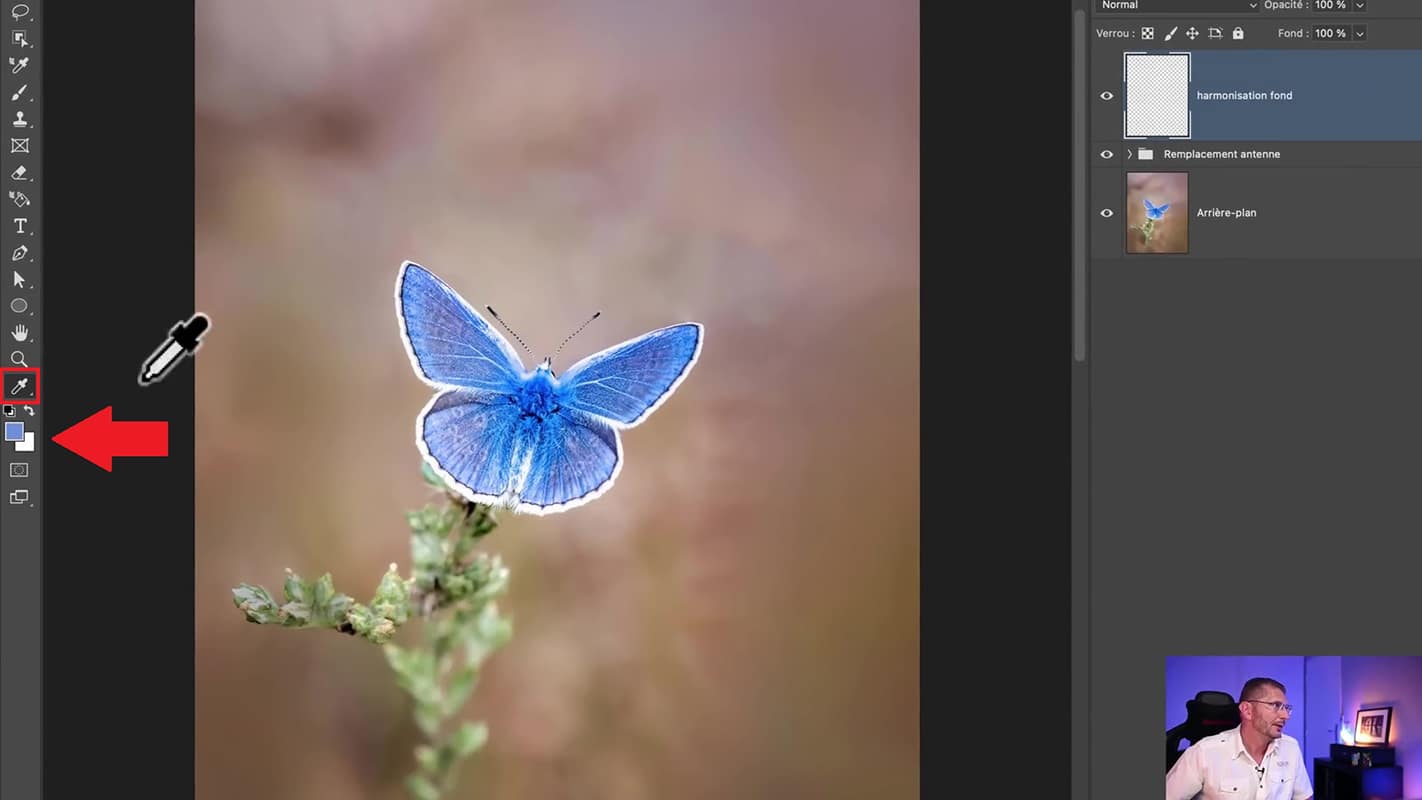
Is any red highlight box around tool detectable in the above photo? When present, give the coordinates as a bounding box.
[1,367,39,405]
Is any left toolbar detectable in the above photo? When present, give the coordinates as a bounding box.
[0,1,41,797]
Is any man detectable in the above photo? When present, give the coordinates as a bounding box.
[1166,677,1313,800]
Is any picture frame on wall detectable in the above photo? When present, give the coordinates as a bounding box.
[1353,706,1393,746]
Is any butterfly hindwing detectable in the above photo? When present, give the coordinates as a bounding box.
[396,261,527,392]
[557,323,703,428]
[418,389,533,504]
[515,409,623,514]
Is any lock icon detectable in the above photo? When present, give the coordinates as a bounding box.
[1233,27,1245,40]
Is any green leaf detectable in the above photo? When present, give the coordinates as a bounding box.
[327,592,354,621]
[448,722,488,759]
[313,573,335,609]
[411,532,447,581]
[414,701,443,738]
[283,569,310,605]
[414,744,440,774]
[444,665,479,715]
[372,564,411,626]
[279,601,311,626]
[232,583,281,625]
[405,774,440,800]
[420,460,445,489]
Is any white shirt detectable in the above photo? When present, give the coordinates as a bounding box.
[1165,725,1313,800]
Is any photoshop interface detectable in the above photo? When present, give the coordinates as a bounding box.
[1074,0,1422,797]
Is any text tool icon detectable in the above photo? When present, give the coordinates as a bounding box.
[139,312,211,386]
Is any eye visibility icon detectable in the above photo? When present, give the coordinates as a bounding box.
[1100,149,1114,159]
[1100,90,1115,101]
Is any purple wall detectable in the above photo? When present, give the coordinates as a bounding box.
[1342,656,1422,798]
[1166,656,1308,748]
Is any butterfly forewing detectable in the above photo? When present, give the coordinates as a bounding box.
[396,262,527,392]
[557,323,703,428]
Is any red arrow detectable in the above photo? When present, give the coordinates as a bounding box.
[52,406,168,471]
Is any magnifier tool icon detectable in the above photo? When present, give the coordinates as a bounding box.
[9,350,26,367]
[11,4,27,21]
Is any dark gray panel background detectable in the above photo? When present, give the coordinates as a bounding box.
[1077,3,1422,798]
[1087,258,1422,797]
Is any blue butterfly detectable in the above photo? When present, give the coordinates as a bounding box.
[1144,198,1170,219]
[395,261,704,515]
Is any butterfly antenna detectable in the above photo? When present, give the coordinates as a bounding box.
[554,311,602,359]
[485,306,533,356]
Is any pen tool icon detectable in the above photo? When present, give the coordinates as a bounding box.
[138,312,210,386]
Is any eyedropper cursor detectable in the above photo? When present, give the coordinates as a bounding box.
[139,312,210,386]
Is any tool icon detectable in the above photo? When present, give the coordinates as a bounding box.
[11,84,25,101]
[9,190,28,206]
[11,244,26,261]
[1164,26,1179,42]
[11,4,29,21]
[11,30,28,48]
[11,165,27,181]
[9,56,27,74]
[139,312,211,386]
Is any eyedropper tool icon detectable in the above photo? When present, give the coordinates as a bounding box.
[139,312,210,386]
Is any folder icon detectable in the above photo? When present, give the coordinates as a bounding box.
[1138,148,1154,160]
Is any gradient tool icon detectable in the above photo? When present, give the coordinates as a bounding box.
[138,312,210,386]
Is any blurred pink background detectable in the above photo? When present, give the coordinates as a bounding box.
[195,2,918,798]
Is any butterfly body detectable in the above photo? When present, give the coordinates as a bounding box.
[395,261,702,515]
[513,362,561,419]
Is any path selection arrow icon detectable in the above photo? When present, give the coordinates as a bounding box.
[52,405,168,471]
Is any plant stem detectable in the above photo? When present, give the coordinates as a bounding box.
[232,462,513,799]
